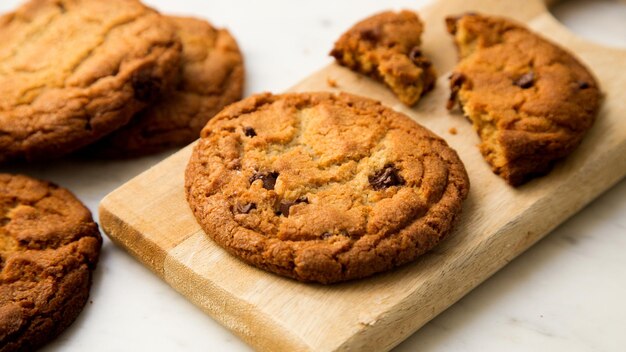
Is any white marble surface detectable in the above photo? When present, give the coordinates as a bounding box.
[1,0,625,351]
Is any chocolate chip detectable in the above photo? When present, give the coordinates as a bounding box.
[409,47,422,61]
[132,71,161,102]
[249,171,279,190]
[409,47,432,69]
[514,72,534,89]
[278,201,292,217]
[447,72,466,110]
[237,203,256,214]
[244,126,256,137]
[360,28,381,42]
[578,81,590,89]
[369,164,405,190]
[278,196,308,217]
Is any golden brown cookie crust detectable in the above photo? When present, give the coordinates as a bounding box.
[446,13,601,186]
[330,10,437,106]
[185,92,469,284]
[91,16,244,157]
[0,0,182,163]
[0,174,101,352]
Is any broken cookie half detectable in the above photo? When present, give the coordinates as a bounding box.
[330,10,437,106]
[446,13,601,186]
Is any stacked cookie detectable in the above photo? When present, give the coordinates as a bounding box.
[0,0,244,350]
[0,0,244,162]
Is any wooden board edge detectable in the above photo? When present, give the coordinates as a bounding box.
[162,253,312,352]
[99,201,168,279]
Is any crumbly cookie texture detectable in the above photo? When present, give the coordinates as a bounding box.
[446,13,601,186]
[0,174,101,352]
[0,0,182,163]
[185,92,469,284]
[330,10,437,106]
[90,16,244,157]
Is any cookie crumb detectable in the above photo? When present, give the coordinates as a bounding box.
[449,127,457,135]
[327,77,338,88]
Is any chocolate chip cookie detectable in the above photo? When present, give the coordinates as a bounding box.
[90,16,244,157]
[185,92,469,284]
[0,174,101,352]
[446,13,601,186]
[330,10,436,106]
[0,0,182,163]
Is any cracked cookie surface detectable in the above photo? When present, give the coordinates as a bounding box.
[0,0,182,163]
[0,174,101,352]
[185,92,469,284]
[89,16,244,157]
[446,13,601,186]
[330,10,437,106]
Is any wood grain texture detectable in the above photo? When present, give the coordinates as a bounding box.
[99,0,626,350]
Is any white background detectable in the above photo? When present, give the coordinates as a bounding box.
[1,0,626,351]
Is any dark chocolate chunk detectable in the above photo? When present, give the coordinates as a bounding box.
[369,164,405,190]
[132,71,161,102]
[278,201,292,217]
[237,203,256,214]
[578,81,590,89]
[409,47,432,69]
[409,47,422,61]
[278,196,308,217]
[249,171,279,190]
[244,126,257,137]
[360,28,381,42]
[447,72,466,110]
[514,72,534,89]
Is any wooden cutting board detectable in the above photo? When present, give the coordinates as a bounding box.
[99,0,626,351]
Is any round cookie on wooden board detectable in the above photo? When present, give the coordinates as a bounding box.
[90,16,244,157]
[446,13,601,186]
[0,174,101,352]
[0,0,182,163]
[185,92,469,284]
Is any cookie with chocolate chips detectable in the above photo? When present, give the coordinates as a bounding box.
[88,16,244,157]
[185,92,469,284]
[330,10,437,106]
[446,13,601,186]
[0,174,101,352]
[0,0,182,163]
